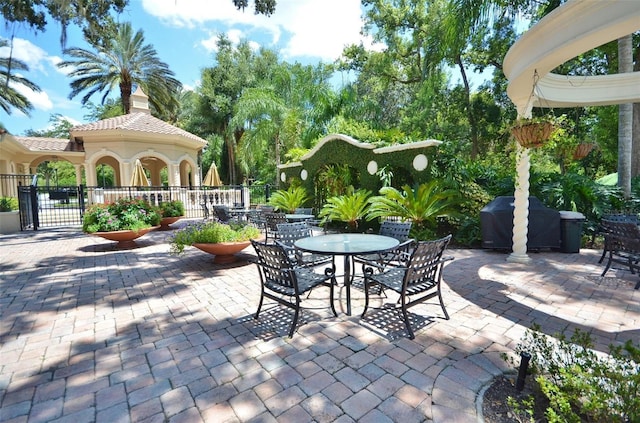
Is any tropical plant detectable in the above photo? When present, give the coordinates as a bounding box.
[268,186,309,213]
[507,325,640,423]
[318,189,372,231]
[82,197,160,233]
[157,200,184,218]
[169,221,261,254]
[367,182,462,237]
[0,197,18,212]
[0,39,42,115]
[57,22,182,117]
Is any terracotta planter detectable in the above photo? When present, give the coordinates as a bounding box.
[573,143,595,160]
[193,240,252,264]
[92,226,158,248]
[159,216,183,231]
[510,121,555,148]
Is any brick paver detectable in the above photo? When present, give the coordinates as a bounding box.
[1,225,639,422]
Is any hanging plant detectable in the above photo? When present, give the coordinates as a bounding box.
[573,142,596,160]
[510,117,557,149]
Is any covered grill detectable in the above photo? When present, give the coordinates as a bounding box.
[480,196,561,251]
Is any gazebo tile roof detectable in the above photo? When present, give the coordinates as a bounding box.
[16,136,74,152]
[72,113,206,144]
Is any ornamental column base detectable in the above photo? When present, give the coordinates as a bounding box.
[507,252,532,263]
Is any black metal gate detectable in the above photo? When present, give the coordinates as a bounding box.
[18,185,84,230]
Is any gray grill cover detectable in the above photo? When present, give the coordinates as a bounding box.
[480,196,560,250]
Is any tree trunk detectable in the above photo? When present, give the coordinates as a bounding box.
[275,133,281,187]
[632,40,640,177]
[455,55,479,159]
[120,81,132,114]
[618,35,633,198]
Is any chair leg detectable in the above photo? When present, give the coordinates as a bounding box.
[288,300,301,338]
[598,247,607,264]
[361,277,371,317]
[329,278,337,317]
[399,296,415,340]
[437,288,450,320]
[601,252,613,277]
[254,291,264,319]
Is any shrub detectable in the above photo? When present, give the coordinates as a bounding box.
[169,221,261,254]
[507,325,640,423]
[158,200,185,217]
[0,197,18,212]
[268,186,309,213]
[82,198,161,233]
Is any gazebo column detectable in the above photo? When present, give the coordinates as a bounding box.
[508,100,534,263]
[21,163,31,175]
[168,163,180,187]
[85,162,96,187]
[74,165,83,186]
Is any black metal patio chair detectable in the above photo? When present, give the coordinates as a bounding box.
[361,235,453,339]
[264,212,287,243]
[352,220,414,284]
[250,240,337,337]
[275,222,333,269]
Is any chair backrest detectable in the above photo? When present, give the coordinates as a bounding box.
[276,222,312,247]
[380,220,412,242]
[404,235,452,288]
[601,219,640,240]
[213,205,232,222]
[602,213,639,224]
[251,240,296,291]
[258,205,275,214]
[294,207,313,215]
[265,212,287,231]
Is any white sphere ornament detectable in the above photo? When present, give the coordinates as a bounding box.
[367,160,378,175]
[280,172,286,182]
[413,154,428,171]
[300,169,308,180]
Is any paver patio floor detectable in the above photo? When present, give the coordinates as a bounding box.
[1,224,638,422]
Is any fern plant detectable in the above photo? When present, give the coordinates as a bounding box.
[366,182,461,237]
[318,189,372,231]
[268,186,309,213]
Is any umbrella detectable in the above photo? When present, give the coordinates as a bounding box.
[203,162,222,186]
[130,159,150,187]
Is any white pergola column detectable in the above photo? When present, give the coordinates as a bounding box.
[503,0,640,264]
[508,100,534,263]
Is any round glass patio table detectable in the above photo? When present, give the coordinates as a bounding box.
[295,233,399,315]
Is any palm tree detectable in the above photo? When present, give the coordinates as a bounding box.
[57,22,181,116]
[0,39,41,115]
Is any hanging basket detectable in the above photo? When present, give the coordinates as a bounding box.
[510,120,555,148]
[573,143,595,160]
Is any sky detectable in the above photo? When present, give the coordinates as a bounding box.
[1,0,374,136]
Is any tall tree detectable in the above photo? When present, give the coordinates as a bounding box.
[618,34,633,198]
[57,22,182,117]
[196,36,279,184]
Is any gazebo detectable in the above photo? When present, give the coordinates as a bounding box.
[0,87,207,197]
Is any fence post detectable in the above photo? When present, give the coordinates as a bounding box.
[78,185,85,218]
[30,185,39,230]
[265,184,271,203]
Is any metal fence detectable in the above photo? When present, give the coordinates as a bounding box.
[1,174,34,198]
[13,183,273,230]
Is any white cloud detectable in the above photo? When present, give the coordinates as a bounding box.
[0,38,49,73]
[142,0,365,61]
[12,82,53,111]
